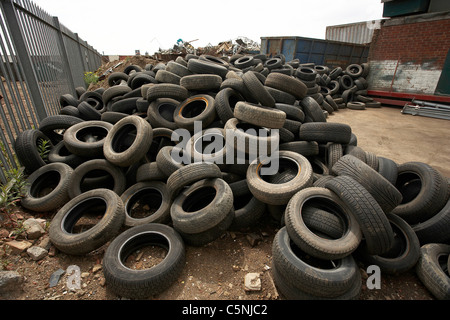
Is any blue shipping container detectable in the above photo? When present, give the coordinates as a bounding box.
[260,36,370,68]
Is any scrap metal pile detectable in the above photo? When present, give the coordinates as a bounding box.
[13,51,450,300]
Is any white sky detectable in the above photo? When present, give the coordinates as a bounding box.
[36,0,385,55]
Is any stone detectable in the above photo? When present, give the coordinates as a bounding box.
[6,240,32,254]
[92,264,102,273]
[0,229,9,238]
[23,218,45,240]
[27,246,48,261]
[244,273,261,291]
[49,269,65,288]
[37,235,52,250]
[0,271,23,293]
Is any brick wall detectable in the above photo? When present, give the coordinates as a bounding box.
[369,19,450,68]
[367,17,450,94]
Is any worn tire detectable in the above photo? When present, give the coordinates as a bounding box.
[272,227,361,298]
[63,120,113,158]
[416,243,450,300]
[325,175,395,255]
[332,155,403,214]
[21,163,73,212]
[246,151,313,205]
[234,101,286,129]
[121,181,171,226]
[392,162,449,224]
[102,223,185,299]
[284,187,362,260]
[356,213,421,275]
[103,115,153,167]
[170,178,234,234]
[49,188,125,255]
[67,159,127,199]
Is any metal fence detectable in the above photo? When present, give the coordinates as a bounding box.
[0,0,102,184]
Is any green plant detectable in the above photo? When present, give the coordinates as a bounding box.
[0,167,27,215]
[37,137,51,162]
[84,71,99,86]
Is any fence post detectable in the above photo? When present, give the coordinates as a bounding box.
[0,0,47,121]
[53,16,76,96]
[75,33,88,71]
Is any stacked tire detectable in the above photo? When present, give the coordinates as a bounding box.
[13,52,450,300]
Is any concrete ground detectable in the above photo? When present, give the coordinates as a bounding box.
[327,105,450,178]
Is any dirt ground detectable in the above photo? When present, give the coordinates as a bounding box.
[1,105,448,302]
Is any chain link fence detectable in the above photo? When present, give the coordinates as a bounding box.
[0,0,102,184]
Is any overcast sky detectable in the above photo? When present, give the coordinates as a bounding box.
[36,0,385,55]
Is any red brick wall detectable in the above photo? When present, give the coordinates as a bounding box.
[369,18,450,69]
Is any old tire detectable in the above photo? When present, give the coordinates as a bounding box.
[284,187,362,260]
[102,223,185,299]
[21,163,73,212]
[49,188,125,255]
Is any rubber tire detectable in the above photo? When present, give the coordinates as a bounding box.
[301,97,327,122]
[284,187,362,260]
[63,120,113,158]
[180,74,222,91]
[48,141,86,168]
[170,178,234,234]
[14,129,53,174]
[246,151,314,206]
[38,115,83,144]
[234,101,286,129]
[241,71,275,108]
[356,213,421,275]
[102,223,185,299]
[67,159,127,199]
[415,243,450,300]
[103,115,154,167]
[147,98,179,130]
[392,162,449,224]
[146,84,189,102]
[332,155,403,214]
[121,181,171,226]
[325,175,395,255]
[21,162,73,212]
[413,197,450,245]
[377,156,398,185]
[174,94,216,131]
[166,162,223,199]
[299,122,352,144]
[272,226,361,298]
[49,188,125,255]
[214,88,245,124]
[265,72,307,100]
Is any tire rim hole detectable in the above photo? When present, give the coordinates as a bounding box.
[62,198,106,234]
[76,126,108,143]
[30,171,61,198]
[259,157,299,184]
[158,103,176,122]
[80,170,115,193]
[111,124,137,153]
[127,189,163,219]
[194,132,225,155]
[379,223,407,258]
[119,233,169,270]
[395,172,422,204]
[182,186,217,212]
[289,239,339,270]
[181,100,207,118]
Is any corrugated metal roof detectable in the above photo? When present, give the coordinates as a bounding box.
[326,20,383,44]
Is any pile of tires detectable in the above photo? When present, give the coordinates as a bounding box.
[14,52,450,300]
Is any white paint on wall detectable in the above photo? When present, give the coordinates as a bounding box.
[367,60,442,94]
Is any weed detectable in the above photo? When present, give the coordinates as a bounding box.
[84,71,99,86]
[37,137,51,162]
